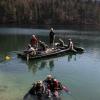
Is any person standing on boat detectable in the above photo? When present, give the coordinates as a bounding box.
[30,35,38,48]
[49,28,55,48]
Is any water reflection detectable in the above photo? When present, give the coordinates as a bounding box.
[26,59,55,74]
[25,53,79,74]
[68,54,76,62]
[27,61,38,74]
[48,60,54,71]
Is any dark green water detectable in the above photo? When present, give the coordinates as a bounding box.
[0,28,100,100]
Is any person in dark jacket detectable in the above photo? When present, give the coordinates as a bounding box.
[38,40,48,51]
[44,75,54,97]
[44,75,54,91]
[35,80,45,96]
[49,28,55,47]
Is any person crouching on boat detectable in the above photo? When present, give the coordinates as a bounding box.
[58,38,65,47]
[24,44,36,56]
[38,40,48,51]
[38,40,52,54]
[67,39,77,52]
[30,35,38,49]
[34,80,45,97]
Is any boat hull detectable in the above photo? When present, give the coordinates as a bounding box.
[17,47,84,60]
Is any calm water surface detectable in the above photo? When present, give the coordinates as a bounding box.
[0,28,100,100]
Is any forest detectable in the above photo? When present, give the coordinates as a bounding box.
[0,0,100,26]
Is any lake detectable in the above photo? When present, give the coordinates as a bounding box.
[0,28,100,100]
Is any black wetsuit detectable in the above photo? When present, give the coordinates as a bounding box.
[49,30,55,45]
[35,84,45,95]
[39,41,47,51]
[44,79,54,92]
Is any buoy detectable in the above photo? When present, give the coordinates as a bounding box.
[5,56,11,60]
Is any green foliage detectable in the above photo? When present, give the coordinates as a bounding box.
[0,0,100,25]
